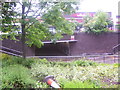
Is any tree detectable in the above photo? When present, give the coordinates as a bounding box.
[83,11,113,34]
[1,1,80,58]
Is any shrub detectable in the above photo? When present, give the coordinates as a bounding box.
[49,61,72,67]
[1,54,35,68]
[72,59,98,67]
[63,80,100,88]
[35,81,49,88]
[1,53,11,60]
[35,58,72,67]
[113,63,120,67]
[35,58,49,65]
[2,64,36,88]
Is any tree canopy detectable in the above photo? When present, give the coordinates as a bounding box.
[83,11,113,34]
[1,1,79,45]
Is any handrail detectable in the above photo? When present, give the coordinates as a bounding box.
[112,44,120,54]
[0,46,22,54]
[0,50,22,57]
[27,54,118,58]
[112,44,120,49]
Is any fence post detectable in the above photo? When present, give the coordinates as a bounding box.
[103,55,105,63]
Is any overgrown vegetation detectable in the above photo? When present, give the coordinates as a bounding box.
[1,53,119,88]
[2,65,36,88]
[1,54,35,68]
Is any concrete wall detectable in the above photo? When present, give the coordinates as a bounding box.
[69,32,119,55]
[36,32,119,56]
[1,32,119,56]
[2,38,35,56]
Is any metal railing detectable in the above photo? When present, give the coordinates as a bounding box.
[28,54,118,64]
[0,50,22,57]
[0,46,22,57]
[84,54,118,64]
[0,45,118,64]
[112,44,120,54]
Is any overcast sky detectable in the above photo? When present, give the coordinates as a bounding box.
[79,0,119,13]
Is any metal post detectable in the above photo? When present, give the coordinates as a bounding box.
[103,55,105,63]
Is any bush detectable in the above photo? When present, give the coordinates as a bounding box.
[35,58,72,67]
[113,63,120,67]
[1,53,35,68]
[49,61,72,67]
[35,58,49,64]
[2,64,36,88]
[35,81,49,88]
[1,53,11,60]
[72,59,98,67]
[62,80,100,88]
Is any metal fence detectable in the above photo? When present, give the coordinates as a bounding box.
[28,54,119,64]
[84,55,118,64]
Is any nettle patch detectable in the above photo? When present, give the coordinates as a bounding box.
[31,59,119,88]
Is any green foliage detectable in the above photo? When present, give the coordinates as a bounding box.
[83,11,113,34]
[59,2,77,14]
[35,82,49,88]
[1,2,77,48]
[1,53,35,68]
[1,2,16,25]
[55,62,72,67]
[62,80,100,88]
[113,63,120,67]
[1,2,18,35]
[31,58,118,88]
[2,64,36,88]
[35,58,98,67]
[72,59,98,67]
[42,5,76,43]
[26,22,50,48]
[34,58,72,67]
[1,2,20,41]
[1,53,11,60]
[37,58,48,63]
[1,55,118,88]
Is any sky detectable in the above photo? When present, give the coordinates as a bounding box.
[79,0,119,13]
